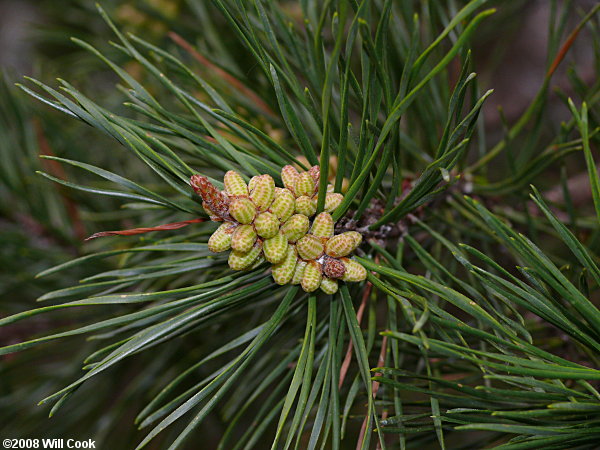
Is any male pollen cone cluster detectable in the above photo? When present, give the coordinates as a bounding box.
[190,165,366,294]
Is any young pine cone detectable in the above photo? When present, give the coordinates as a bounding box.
[281,165,343,217]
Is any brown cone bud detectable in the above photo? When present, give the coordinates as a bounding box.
[191,175,230,220]
[322,256,346,279]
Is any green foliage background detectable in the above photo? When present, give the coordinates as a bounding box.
[1,0,599,448]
